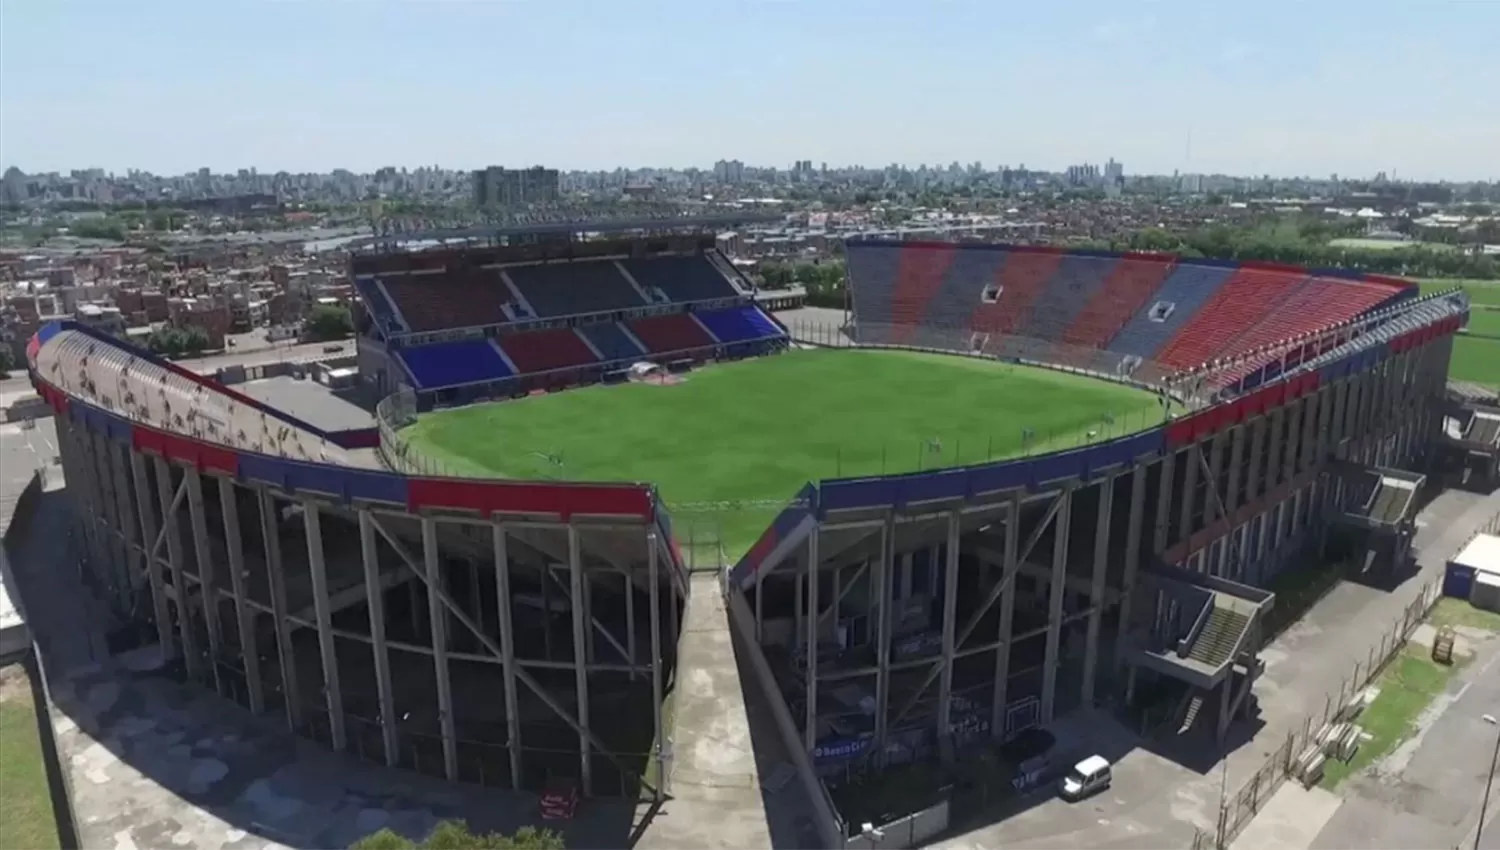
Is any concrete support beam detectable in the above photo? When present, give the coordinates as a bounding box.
[258,489,301,731]
[803,527,820,753]
[421,516,459,781]
[1153,450,1176,555]
[567,525,593,795]
[358,510,399,767]
[1041,488,1073,723]
[936,509,961,759]
[153,456,202,680]
[130,452,175,655]
[1245,416,1266,505]
[185,470,225,696]
[1179,443,1200,540]
[492,524,524,789]
[1081,474,1115,705]
[1115,465,1148,673]
[647,531,665,803]
[873,515,894,758]
[303,502,346,752]
[219,477,263,714]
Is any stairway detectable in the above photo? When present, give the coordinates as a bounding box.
[1187,605,1249,668]
[1178,693,1205,735]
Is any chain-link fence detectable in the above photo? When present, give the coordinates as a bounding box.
[1210,578,1441,848]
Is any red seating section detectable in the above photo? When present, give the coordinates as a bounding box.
[1220,279,1399,362]
[889,244,957,343]
[971,249,1066,335]
[383,268,513,332]
[1060,255,1177,348]
[627,314,716,355]
[1155,267,1309,369]
[497,328,598,374]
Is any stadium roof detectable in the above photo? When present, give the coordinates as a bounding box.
[349,207,783,253]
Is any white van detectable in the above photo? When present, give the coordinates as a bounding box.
[1059,755,1112,801]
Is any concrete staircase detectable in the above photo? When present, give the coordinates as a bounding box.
[1178,693,1205,735]
[1188,605,1250,668]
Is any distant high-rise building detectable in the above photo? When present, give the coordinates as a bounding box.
[472,165,560,208]
[713,159,746,185]
[1104,158,1124,182]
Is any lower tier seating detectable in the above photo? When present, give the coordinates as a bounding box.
[1156,269,1308,369]
[398,339,514,389]
[627,314,716,354]
[695,305,783,343]
[498,328,599,374]
[578,322,645,362]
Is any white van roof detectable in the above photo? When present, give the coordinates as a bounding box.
[1074,755,1111,774]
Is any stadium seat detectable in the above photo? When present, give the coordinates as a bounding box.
[1061,255,1177,349]
[626,313,717,355]
[506,261,646,318]
[1019,253,1119,342]
[578,321,647,362]
[398,339,516,389]
[381,267,515,332]
[1107,263,1240,362]
[888,243,957,344]
[498,328,600,375]
[845,244,903,344]
[970,249,1067,336]
[355,278,405,332]
[1156,268,1309,369]
[695,305,785,344]
[621,255,740,303]
[1220,278,1403,362]
[920,245,1009,332]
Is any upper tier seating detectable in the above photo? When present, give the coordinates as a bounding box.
[355,278,404,332]
[845,244,903,343]
[970,249,1067,335]
[506,261,645,318]
[1108,263,1239,361]
[1156,268,1309,369]
[1060,256,1177,349]
[627,314,716,355]
[1020,254,1119,342]
[622,255,739,303]
[888,244,957,344]
[920,246,1009,331]
[1220,278,1400,362]
[398,339,514,389]
[695,305,784,344]
[578,322,646,362]
[497,328,598,375]
[381,268,514,332]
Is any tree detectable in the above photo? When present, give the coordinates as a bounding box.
[305,304,353,341]
[350,821,565,850]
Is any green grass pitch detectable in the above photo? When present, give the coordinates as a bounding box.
[403,349,1163,556]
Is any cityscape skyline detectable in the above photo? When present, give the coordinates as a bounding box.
[2,0,1497,181]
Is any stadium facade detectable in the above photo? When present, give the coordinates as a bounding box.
[23,224,1470,845]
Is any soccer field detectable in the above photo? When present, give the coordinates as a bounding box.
[403,349,1163,555]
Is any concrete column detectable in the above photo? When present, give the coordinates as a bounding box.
[130,452,175,653]
[219,478,263,714]
[1115,465,1147,673]
[421,516,458,781]
[153,457,202,679]
[1300,389,1320,473]
[1225,424,1246,516]
[1264,408,1285,491]
[1179,443,1200,540]
[1081,474,1115,705]
[873,515,894,757]
[803,527,820,753]
[647,531,665,802]
[492,523,524,789]
[1282,398,1304,486]
[936,510,961,756]
[1245,416,1266,505]
[567,525,592,795]
[358,510,399,767]
[1153,450,1175,555]
[991,493,1021,737]
[1205,432,1226,526]
[185,470,225,696]
[90,432,129,608]
[258,488,301,731]
[303,502,346,751]
[110,441,144,604]
[1041,488,1073,724]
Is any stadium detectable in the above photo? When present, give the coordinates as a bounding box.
[23,209,1473,847]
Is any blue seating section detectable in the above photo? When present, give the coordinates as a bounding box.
[622,255,740,303]
[579,322,646,362]
[920,247,1007,329]
[844,244,902,341]
[397,339,514,390]
[1022,254,1118,342]
[506,262,645,318]
[696,305,784,344]
[1107,263,1239,359]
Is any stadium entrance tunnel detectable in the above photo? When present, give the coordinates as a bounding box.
[47,404,686,800]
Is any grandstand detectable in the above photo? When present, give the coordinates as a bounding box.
[22,216,1477,850]
[351,233,787,404]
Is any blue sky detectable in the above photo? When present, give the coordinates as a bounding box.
[2,0,1496,179]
